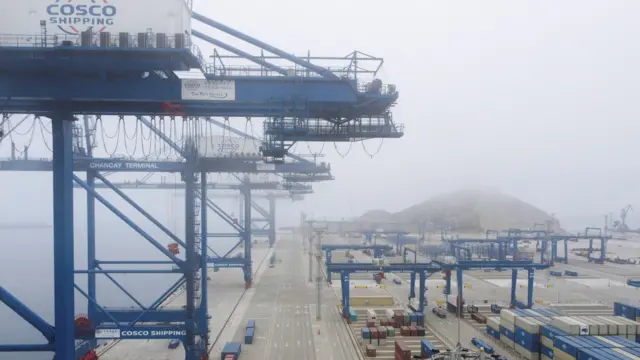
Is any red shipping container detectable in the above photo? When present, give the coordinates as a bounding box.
[387,319,395,328]
[409,326,418,336]
[377,326,387,339]
[370,327,379,339]
[380,320,387,326]
[395,340,411,360]
[366,320,376,327]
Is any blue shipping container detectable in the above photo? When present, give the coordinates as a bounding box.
[410,313,418,324]
[499,325,515,341]
[486,326,500,339]
[541,344,553,358]
[515,326,541,352]
[361,328,370,339]
[421,339,436,357]
[244,327,254,344]
[577,347,609,360]
[555,335,640,359]
[415,312,424,324]
[613,302,638,320]
[541,325,566,342]
[349,309,357,322]
[247,320,255,328]
[221,342,241,360]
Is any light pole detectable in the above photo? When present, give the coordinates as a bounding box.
[306,220,314,283]
[315,228,324,320]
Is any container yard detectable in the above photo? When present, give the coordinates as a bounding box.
[348,306,449,359]
[480,304,640,360]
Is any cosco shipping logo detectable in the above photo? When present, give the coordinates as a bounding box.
[218,141,240,151]
[184,81,201,91]
[47,0,117,35]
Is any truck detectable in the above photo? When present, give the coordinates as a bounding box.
[269,252,276,268]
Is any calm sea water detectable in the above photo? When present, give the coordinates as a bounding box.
[0,190,242,360]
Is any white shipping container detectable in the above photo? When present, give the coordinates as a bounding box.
[598,316,625,335]
[515,343,539,360]
[367,309,377,321]
[500,309,518,324]
[574,316,599,335]
[516,317,549,334]
[487,317,501,331]
[595,316,619,335]
[500,335,514,349]
[1,0,191,40]
[613,316,640,335]
[577,316,609,335]
[198,135,261,158]
[550,316,588,335]
[608,317,629,335]
[502,320,516,332]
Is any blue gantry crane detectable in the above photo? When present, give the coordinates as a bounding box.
[0,6,403,360]
[320,244,393,281]
[326,260,550,317]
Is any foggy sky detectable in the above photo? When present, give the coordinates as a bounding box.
[2,0,640,230]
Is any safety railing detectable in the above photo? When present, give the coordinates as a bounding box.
[0,33,206,69]
[204,64,353,78]
[265,117,405,137]
[202,63,397,95]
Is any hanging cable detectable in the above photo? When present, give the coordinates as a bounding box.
[122,116,139,157]
[361,138,384,158]
[7,115,38,154]
[306,141,326,157]
[98,117,122,156]
[333,141,353,158]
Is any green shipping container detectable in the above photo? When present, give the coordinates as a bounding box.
[386,326,395,337]
[404,311,410,324]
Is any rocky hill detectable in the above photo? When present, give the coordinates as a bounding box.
[359,189,562,233]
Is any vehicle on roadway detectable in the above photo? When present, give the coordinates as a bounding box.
[470,337,494,354]
[168,339,181,349]
[432,306,446,318]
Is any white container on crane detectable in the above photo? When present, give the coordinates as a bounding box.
[3,0,192,39]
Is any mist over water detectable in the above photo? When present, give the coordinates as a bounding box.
[0,190,245,360]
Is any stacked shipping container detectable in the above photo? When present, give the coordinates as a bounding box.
[484,307,640,360]
[359,307,427,357]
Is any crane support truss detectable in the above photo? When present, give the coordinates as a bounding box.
[0,9,402,360]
